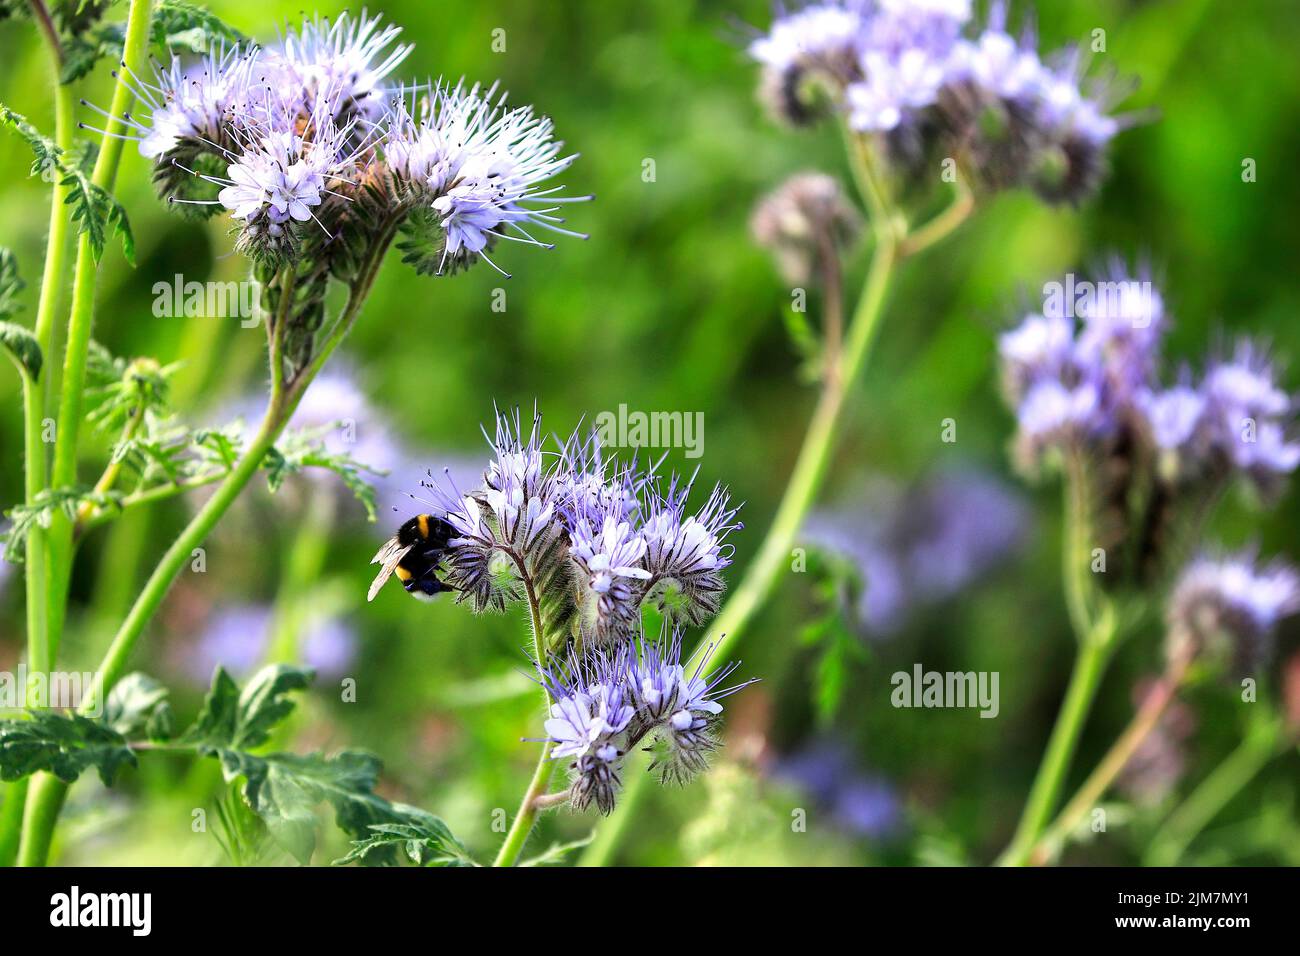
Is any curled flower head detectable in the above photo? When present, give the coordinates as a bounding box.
[538,649,636,814]
[1201,340,1300,493]
[750,171,863,286]
[381,82,587,277]
[534,628,756,813]
[399,408,742,648]
[748,0,1134,203]
[201,93,367,260]
[750,1,868,125]
[94,13,585,281]
[641,479,741,627]
[1166,551,1300,675]
[266,10,412,125]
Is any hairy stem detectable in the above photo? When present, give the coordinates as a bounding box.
[488,554,556,868]
[899,181,974,259]
[492,554,556,867]
[1027,652,1193,865]
[0,7,76,870]
[17,235,393,866]
[42,0,155,668]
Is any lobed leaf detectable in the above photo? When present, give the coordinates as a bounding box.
[0,712,136,786]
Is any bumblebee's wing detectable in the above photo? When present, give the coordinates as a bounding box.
[368,537,414,602]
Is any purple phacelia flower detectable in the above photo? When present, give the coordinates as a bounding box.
[1136,384,1206,455]
[109,43,263,160]
[535,629,755,812]
[266,10,412,124]
[381,81,587,277]
[749,0,1132,203]
[1201,340,1300,491]
[403,409,740,642]
[848,47,948,131]
[1167,551,1300,674]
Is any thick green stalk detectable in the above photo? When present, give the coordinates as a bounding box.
[493,560,557,867]
[580,188,902,867]
[996,633,1112,866]
[0,10,76,869]
[1028,653,1192,865]
[997,460,1117,866]
[0,780,29,865]
[42,0,155,665]
[1145,715,1285,867]
[18,241,393,866]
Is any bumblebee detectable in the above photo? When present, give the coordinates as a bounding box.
[368,513,457,602]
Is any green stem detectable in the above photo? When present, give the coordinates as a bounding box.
[997,453,1116,866]
[0,10,76,870]
[1028,652,1192,865]
[17,238,394,866]
[580,174,904,867]
[899,181,974,259]
[0,779,29,866]
[43,0,154,668]
[1145,715,1286,867]
[492,559,556,867]
[996,634,1113,866]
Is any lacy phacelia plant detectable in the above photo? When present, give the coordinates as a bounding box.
[414,411,742,648]
[0,4,589,869]
[538,633,754,813]
[749,0,1133,204]
[998,266,1299,584]
[374,409,752,826]
[103,11,584,280]
[995,266,1300,866]
[1166,551,1300,677]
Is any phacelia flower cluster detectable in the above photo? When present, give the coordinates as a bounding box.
[1166,552,1300,676]
[384,409,754,812]
[103,11,584,270]
[537,630,755,813]
[414,410,742,648]
[748,1,1133,203]
[998,265,1299,584]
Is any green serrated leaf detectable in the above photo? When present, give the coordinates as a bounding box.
[0,247,24,320]
[1,103,134,263]
[519,832,595,867]
[216,750,456,865]
[264,425,385,521]
[152,0,244,51]
[103,672,171,738]
[0,322,41,382]
[0,711,135,785]
[335,807,477,867]
[181,664,315,752]
[3,485,114,562]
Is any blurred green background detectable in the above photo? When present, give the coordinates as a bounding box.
[1,0,1298,865]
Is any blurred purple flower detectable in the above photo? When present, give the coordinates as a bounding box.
[187,604,270,683]
[803,467,1029,635]
[771,738,902,839]
[185,603,357,684]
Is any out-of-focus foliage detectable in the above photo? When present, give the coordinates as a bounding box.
[0,0,1297,865]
